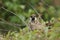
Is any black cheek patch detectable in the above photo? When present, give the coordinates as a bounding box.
[32,17,35,21]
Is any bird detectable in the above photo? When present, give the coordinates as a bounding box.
[28,14,47,40]
[28,14,45,31]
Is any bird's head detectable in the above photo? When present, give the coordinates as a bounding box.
[30,14,37,22]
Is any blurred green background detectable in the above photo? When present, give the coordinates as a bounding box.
[0,0,60,40]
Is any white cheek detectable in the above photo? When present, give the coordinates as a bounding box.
[35,17,37,20]
[29,18,31,22]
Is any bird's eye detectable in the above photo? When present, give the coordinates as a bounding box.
[32,17,35,21]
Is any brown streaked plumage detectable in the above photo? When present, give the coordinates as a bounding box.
[29,14,45,31]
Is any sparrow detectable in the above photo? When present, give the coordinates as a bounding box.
[28,14,45,31]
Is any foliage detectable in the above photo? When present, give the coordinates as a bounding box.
[0,0,60,40]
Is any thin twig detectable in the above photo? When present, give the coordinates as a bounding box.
[28,0,49,14]
[40,0,49,6]
[28,3,39,14]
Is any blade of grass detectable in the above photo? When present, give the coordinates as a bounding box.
[1,7,29,27]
